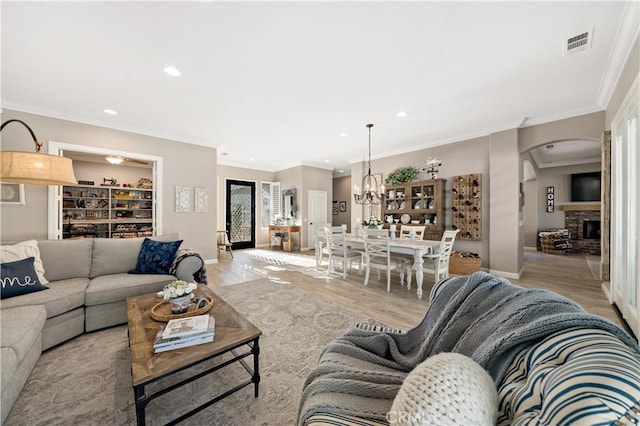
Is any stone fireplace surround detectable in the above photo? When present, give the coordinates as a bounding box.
[561,204,601,255]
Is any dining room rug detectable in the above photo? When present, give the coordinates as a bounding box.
[4,278,371,426]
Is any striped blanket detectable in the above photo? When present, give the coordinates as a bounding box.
[297,272,639,425]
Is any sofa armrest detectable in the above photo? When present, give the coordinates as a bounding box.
[171,249,207,283]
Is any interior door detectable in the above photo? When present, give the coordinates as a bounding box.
[307,190,328,248]
[226,179,256,250]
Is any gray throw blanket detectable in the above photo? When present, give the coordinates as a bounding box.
[297,272,639,425]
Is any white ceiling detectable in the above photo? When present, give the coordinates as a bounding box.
[1,1,636,175]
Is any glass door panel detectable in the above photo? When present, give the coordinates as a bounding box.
[226,180,256,250]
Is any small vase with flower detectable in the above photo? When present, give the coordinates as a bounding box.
[161,280,198,314]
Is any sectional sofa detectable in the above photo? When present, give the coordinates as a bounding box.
[0,234,204,423]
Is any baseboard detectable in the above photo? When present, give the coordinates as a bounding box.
[205,258,217,264]
[524,246,537,251]
[601,281,612,303]
[489,269,521,279]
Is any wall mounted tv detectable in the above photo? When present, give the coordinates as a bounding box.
[570,172,601,202]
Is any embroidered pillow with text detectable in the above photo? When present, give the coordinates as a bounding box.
[1,257,49,299]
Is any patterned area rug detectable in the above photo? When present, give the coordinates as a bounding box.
[5,279,369,426]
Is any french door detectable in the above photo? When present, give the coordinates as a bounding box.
[225,180,256,250]
[611,74,639,339]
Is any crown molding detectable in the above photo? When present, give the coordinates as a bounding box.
[596,0,640,108]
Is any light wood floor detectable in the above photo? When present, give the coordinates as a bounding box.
[207,248,620,330]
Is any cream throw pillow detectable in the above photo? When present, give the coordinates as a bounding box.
[389,352,497,426]
[1,240,49,284]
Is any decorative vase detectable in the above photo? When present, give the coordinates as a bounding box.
[169,294,191,314]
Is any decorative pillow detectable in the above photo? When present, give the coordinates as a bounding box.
[389,352,497,426]
[129,238,183,274]
[0,240,49,284]
[1,257,49,299]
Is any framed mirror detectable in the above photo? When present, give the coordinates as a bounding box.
[283,189,296,220]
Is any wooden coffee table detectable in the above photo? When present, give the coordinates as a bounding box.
[126,284,262,425]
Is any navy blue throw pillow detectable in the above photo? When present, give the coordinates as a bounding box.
[1,257,49,299]
[129,238,183,274]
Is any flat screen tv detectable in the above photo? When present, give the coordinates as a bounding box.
[571,172,601,202]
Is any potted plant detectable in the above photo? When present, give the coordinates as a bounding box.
[362,217,383,229]
[385,166,420,185]
[161,280,198,314]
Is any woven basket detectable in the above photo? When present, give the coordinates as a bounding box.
[449,255,481,275]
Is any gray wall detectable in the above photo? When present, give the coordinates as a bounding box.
[332,176,352,231]
[72,161,152,185]
[489,129,522,276]
[1,109,218,260]
[351,135,492,268]
[299,165,334,249]
[536,163,602,231]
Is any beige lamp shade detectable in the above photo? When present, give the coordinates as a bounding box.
[1,151,78,185]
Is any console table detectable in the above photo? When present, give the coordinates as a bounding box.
[268,225,300,252]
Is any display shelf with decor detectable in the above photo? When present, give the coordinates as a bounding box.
[382,178,445,240]
[62,185,154,239]
[451,173,482,241]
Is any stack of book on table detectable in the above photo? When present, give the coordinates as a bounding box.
[154,314,215,353]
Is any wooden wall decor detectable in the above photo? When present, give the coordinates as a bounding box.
[451,173,482,241]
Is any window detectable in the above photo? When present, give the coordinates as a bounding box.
[261,181,281,227]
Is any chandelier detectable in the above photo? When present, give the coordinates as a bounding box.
[354,123,384,205]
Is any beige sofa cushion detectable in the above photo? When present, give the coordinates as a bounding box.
[38,239,93,281]
[1,306,46,361]
[0,278,88,319]
[90,233,180,278]
[85,273,174,306]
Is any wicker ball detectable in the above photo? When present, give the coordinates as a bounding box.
[389,352,497,426]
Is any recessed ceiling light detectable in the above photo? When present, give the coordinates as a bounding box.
[339,132,348,137]
[396,111,407,118]
[249,158,255,162]
[104,109,117,115]
[324,159,330,163]
[163,66,181,77]
[339,170,344,173]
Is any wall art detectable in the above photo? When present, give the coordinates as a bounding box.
[194,187,208,213]
[0,183,25,205]
[175,185,191,212]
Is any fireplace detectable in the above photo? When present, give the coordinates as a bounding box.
[561,205,601,255]
[583,220,601,239]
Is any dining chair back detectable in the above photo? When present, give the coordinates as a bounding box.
[423,229,459,283]
[216,230,233,258]
[324,226,362,279]
[362,228,407,292]
[314,223,333,270]
[399,225,427,240]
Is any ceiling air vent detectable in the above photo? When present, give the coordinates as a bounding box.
[565,30,593,55]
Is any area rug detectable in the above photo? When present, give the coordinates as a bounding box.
[5,279,370,426]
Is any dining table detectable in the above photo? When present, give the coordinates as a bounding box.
[315,233,440,299]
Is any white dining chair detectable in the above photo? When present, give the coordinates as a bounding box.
[399,225,427,240]
[314,223,332,270]
[422,229,459,283]
[324,226,362,279]
[362,228,408,292]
